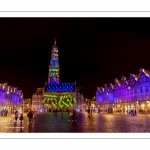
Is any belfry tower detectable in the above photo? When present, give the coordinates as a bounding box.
[42,39,78,112]
[48,39,60,84]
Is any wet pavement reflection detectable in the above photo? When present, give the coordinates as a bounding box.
[1,112,150,132]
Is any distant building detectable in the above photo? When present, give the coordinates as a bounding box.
[83,97,97,111]
[23,98,32,113]
[0,82,23,114]
[96,68,150,113]
[31,88,45,113]
[76,87,84,112]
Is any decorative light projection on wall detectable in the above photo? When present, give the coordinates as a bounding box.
[48,39,60,84]
[42,93,76,109]
[0,83,23,107]
[46,83,75,92]
[46,40,76,92]
[96,68,150,106]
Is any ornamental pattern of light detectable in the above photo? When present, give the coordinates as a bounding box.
[42,94,76,109]
[46,83,75,92]
[48,39,60,84]
[0,83,23,109]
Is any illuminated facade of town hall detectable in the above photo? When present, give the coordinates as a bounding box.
[32,40,83,112]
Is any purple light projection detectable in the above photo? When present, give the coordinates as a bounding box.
[96,68,150,105]
[0,83,23,108]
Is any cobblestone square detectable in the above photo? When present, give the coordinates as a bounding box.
[1,112,150,133]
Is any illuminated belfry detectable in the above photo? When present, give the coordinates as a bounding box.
[40,39,77,112]
[32,40,83,112]
[48,39,60,84]
[46,39,75,92]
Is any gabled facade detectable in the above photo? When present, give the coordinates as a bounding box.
[0,82,23,114]
[96,68,150,113]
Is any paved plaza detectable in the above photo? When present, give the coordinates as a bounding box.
[1,112,150,133]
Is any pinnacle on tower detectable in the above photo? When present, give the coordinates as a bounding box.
[48,39,60,84]
[54,39,56,46]
[53,39,57,47]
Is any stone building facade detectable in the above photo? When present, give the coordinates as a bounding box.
[31,88,46,113]
[96,68,150,113]
[32,87,84,113]
[75,87,84,112]
[0,82,23,114]
[23,98,32,113]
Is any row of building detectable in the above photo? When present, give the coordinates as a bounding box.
[0,83,23,115]
[96,68,150,113]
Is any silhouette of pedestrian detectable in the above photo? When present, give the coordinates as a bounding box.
[14,111,18,123]
[19,114,23,123]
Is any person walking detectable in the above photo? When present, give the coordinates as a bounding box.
[27,110,33,126]
[90,107,92,114]
[6,110,8,116]
[53,109,55,115]
[73,109,76,121]
[68,110,73,121]
[14,111,18,123]
[34,111,37,119]
[55,108,58,116]
[88,107,90,117]
[135,109,136,116]
[19,114,24,123]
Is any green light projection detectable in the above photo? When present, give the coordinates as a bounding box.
[42,93,76,108]
[45,104,52,109]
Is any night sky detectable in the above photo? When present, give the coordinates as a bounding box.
[0,18,150,99]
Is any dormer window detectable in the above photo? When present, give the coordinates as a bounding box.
[140,87,143,93]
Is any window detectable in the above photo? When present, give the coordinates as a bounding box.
[134,89,137,94]
[146,85,148,92]
[140,87,143,93]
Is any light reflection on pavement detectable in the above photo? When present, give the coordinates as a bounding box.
[0,112,150,133]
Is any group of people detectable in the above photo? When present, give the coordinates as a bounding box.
[68,109,76,121]
[138,109,150,114]
[87,107,93,114]
[14,111,23,123]
[27,109,37,125]
[87,107,100,114]
[14,109,37,125]
[1,109,8,116]
[128,109,137,116]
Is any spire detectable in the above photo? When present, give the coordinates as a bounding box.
[48,39,60,84]
[54,39,56,47]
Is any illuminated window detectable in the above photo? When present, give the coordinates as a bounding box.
[140,87,143,93]
[146,86,148,92]
[134,89,137,94]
